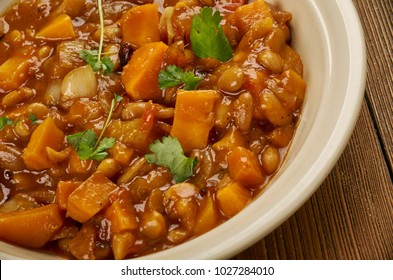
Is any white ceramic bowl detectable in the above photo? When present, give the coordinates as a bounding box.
[0,0,366,259]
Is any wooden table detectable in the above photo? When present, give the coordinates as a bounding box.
[234,0,393,260]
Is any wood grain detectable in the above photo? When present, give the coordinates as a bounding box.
[234,0,393,260]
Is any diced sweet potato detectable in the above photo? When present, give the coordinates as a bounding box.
[170,89,219,152]
[22,117,65,171]
[36,14,76,40]
[67,172,118,223]
[107,118,154,152]
[216,182,250,218]
[68,222,97,260]
[227,146,265,187]
[119,4,160,49]
[121,41,168,101]
[0,56,31,92]
[67,149,97,175]
[279,69,307,110]
[0,204,64,248]
[55,181,82,210]
[233,0,273,35]
[105,190,138,234]
[193,194,219,236]
[112,232,136,260]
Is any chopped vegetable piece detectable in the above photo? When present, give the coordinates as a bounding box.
[0,204,64,248]
[55,181,82,210]
[36,14,76,40]
[0,56,31,92]
[190,7,233,62]
[233,0,273,35]
[227,146,265,187]
[193,194,219,236]
[145,136,198,183]
[22,117,65,170]
[216,182,250,218]
[119,4,160,49]
[158,65,202,90]
[170,89,219,152]
[105,190,138,234]
[112,232,136,260]
[66,172,118,223]
[121,41,168,100]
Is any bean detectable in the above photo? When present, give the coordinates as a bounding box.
[121,102,174,120]
[259,90,292,126]
[27,102,50,119]
[261,146,281,175]
[233,92,254,132]
[257,49,283,74]
[117,157,146,185]
[267,125,295,148]
[217,65,245,93]
[14,121,30,138]
[97,158,121,179]
[1,87,35,108]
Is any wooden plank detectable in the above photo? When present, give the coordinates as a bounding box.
[353,0,393,171]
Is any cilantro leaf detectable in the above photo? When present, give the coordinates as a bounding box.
[66,129,116,161]
[0,116,15,131]
[190,7,233,62]
[80,50,115,74]
[67,94,121,161]
[145,136,198,183]
[158,65,202,90]
[90,137,116,161]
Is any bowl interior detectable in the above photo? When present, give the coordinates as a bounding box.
[0,0,366,259]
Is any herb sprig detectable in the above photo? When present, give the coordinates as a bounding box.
[145,136,198,183]
[158,65,202,90]
[66,94,122,161]
[190,7,233,62]
[79,0,114,74]
[0,116,16,131]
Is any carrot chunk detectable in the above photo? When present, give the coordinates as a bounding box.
[0,56,31,92]
[22,117,65,171]
[121,41,168,101]
[36,14,76,40]
[119,4,160,49]
[227,146,265,187]
[0,204,64,248]
[170,89,219,152]
[66,172,118,223]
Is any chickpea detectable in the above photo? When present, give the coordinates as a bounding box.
[217,65,245,93]
[140,211,167,239]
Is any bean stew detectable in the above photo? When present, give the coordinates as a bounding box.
[0,0,306,259]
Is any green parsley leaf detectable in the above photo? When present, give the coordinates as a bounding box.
[190,7,233,62]
[145,136,198,183]
[0,116,15,131]
[158,65,202,90]
[67,94,122,161]
[66,129,116,161]
[79,0,115,75]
